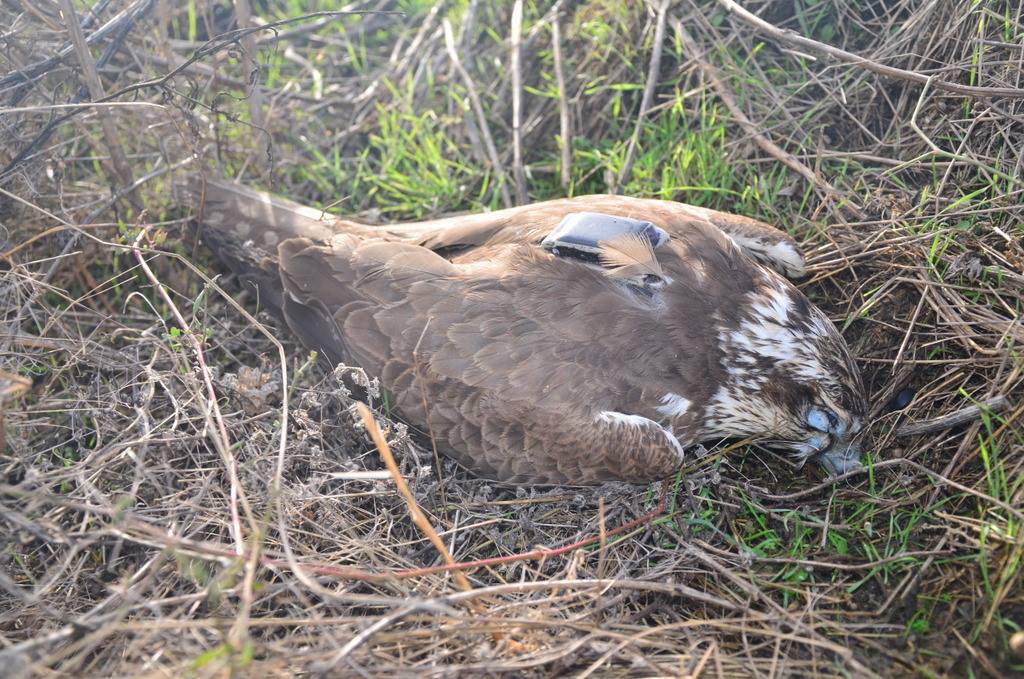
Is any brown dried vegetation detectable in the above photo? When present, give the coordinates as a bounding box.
[1,0,1023,676]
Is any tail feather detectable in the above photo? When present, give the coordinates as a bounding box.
[178,178,371,364]
[182,177,343,246]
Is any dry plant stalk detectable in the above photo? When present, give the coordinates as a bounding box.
[356,403,525,650]
[550,12,572,190]
[355,402,474,594]
[58,0,136,203]
[673,13,856,213]
[234,0,269,171]
[131,228,253,553]
[718,0,1024,98]
[0,370,32,451]
[509,0,528,204]
[616,0,668,192]
[895,395,1009,437]
[443,18,513,208]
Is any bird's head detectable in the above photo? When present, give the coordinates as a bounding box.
[704,277,868,476]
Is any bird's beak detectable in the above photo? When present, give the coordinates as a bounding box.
[816,439,864,477]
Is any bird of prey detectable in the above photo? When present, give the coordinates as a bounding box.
[188,179,867,485]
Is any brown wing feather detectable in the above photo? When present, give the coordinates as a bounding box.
[382,194,805,278]
[274,235,700,483]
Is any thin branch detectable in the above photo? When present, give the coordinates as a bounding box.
[443,18,513,208]
[0,0,151,92]
[509,0,528,204]
[233,0,270,172]
[551,12,572,191]
[908,77,1022,186]
[59,0,137,202]
[3,477,674,585]
[615,0,668,192]
[130,229,253,553]
[718,0,1024,98]
[895,395,1009,437]
[2,10,382,182]
[673,15,859,213]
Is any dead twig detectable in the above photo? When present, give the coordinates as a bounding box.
[673,14,860,214]
[233,0,270,173]
[615,0,668,192]
[59,0,137,203]
[551,12,572,191]
[509,0,528,204]
[0,0,150,92]
[895,395,1009,437]
[443,18,513,208]
[1,0,152,180]
[130,229,253,551]
[718,0,1024,98]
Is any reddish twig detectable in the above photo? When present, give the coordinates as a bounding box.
[15,477,672,584]
[385,478,670,580]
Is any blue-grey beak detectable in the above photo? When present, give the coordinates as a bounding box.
[817,440,864,477]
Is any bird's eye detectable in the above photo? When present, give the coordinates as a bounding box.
[806,406,839,433]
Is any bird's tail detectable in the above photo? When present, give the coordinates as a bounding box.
[180,178,368,295]
[181,177,348,245]
[177,177,374,364]
[178,178,297,318]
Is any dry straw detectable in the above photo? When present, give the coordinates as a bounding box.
[1,1,1022,677]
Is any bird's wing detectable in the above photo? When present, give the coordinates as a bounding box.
[276,236,698,483]
[382,195,806,278]
[184,180,804,277]
[696,207,807,278]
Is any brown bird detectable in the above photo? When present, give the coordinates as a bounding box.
[187,179,867,485]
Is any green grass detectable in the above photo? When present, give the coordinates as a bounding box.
[351,97,492,216]
[230,0,814,224]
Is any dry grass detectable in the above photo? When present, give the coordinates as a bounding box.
[2,1,1023,677]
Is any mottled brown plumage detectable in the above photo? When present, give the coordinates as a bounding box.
[187,179,867,485]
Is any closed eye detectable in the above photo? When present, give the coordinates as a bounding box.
[806,406,839,433]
